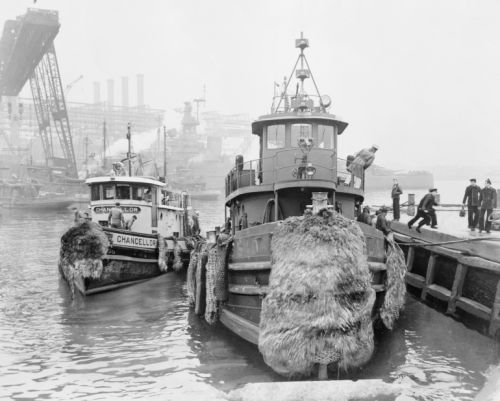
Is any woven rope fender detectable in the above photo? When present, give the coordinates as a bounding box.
[215,234,232,301]
[172,240,183,272]
[379,240,407,329]
[58,222,109,295]
[157,233,168,272]
[205,244,219,324]
[186,249,199,307]
[258,211,375,377]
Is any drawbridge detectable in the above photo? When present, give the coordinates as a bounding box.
[0,8,77,178]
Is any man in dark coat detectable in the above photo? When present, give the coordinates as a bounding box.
[376,206,391,236]
[462,178,481,231]
[407,188,439,233]
[479,179,497,233]
[357,206,372,225]
[391,178,403,221]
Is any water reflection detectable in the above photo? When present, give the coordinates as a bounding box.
[0,209,498,400]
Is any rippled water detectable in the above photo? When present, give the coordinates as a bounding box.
[0,200,498,400]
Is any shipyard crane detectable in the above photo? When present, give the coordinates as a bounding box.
[0,8,78,178]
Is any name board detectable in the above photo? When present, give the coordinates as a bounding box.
[111,232,157,249]
[94,206,141,214]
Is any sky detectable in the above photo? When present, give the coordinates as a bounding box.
[1,0,500,175]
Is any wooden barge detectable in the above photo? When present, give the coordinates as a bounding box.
[391,222,500,339]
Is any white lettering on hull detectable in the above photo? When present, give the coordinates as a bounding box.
[112,233,157,249]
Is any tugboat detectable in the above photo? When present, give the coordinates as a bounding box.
[195,35,407,378]
[59,125,196,295]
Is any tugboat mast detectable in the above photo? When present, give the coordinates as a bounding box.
[126,122,132,176]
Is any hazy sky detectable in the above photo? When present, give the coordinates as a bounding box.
[2,0,500,172]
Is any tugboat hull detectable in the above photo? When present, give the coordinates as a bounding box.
[219,222,388,345]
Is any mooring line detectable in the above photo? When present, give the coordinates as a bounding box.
[397,237,500,247]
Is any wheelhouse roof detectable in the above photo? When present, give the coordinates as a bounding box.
[251,111,348,136]
[85,176,166,188]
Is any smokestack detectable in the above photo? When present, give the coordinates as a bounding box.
[107,79,114,106]
[137,74,144,107]
[121,76,129,107]
[93,82,101,104]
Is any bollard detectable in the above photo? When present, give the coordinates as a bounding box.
[407,193,415,216]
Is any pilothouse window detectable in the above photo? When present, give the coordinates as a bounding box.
[116,185,131,199]
[318,125,334,149]
[266,124,285,149]
[291,124,312,147]
[132,185,152,202]
[103,184,115,200]
[91,185,100,201]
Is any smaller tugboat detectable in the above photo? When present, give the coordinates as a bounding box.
[59,125,197,295]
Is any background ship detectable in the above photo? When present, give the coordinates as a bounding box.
[364,164,434,191]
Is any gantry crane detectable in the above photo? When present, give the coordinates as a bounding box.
[0,8,78,178]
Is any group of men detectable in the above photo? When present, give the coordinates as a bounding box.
[462,178,497,233]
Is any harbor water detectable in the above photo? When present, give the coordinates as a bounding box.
[0,180,499,400]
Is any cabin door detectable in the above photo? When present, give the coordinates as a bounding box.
[151,189,158,229]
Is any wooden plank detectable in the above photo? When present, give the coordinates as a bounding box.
[368,262,386,272]
[406,272,425,288]
[489,280,500,337]
[220,308,259,345]
[229,261,272,271]
[421,254,437,301]
[458,256,500,274]
[456,297,492,321]
[229,284,268,295]
[406,247,415,272]
[426,284,452,302]
[371,284,385,292]
[447,263,468,315]
[102,255,158,263]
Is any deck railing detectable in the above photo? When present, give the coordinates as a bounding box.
[225,153,364,196]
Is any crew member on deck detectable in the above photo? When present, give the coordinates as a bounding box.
[346,145,378,189]
[125,215,137,231]
[479,179,497,234]
[357,206,372,225]
[462,178,481,231]
[108,202,125,229]
[375,206,391,236]
[391,178,403,221]
[407,188,439,233]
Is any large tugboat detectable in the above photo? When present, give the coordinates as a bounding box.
[189,35,407,378]
[59,125,196,295]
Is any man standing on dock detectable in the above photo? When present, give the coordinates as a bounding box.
[479,179,497,234]
[462,178,481,231]
[391,178,403,221]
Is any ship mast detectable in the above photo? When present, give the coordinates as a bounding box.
[274,33,331,113]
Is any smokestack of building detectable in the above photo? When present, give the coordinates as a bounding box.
[107,79,114,106]
[137,74,144,107]
[93,82,101,104]
[121,76,129,108]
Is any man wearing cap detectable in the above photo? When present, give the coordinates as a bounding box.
[408,188,439,233]
[462,178,481,231]
[391,178,403,221]
[347,145,378,189]
[376,206,391,236]
[108,202,125,229]
[479,179,497,233]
